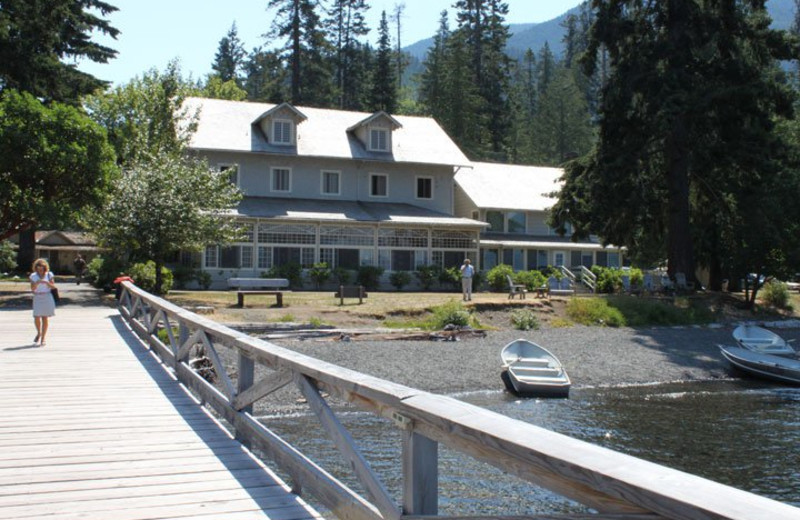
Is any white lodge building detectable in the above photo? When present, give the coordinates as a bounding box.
[454,162,622,273]
[185,98,621,288]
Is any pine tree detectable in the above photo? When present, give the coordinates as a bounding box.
[0,0,119,103]
[418,11,451,122]
[243,47,287,102]
[551,0,796,291]
[267,0,333,106]
[368,11,397,113]
[327,0,371,109]
[212,23,246,83]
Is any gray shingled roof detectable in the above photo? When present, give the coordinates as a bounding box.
[479,233,613,250]
[228,197,487,228]
[455,162,563,211]
[185,97,471,167]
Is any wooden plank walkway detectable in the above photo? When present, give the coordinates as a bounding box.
[0,294,323,520]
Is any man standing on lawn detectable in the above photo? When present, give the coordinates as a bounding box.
[460,258,474,301]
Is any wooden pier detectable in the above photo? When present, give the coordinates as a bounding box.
[1,282,799,520]
[0,299,322,520]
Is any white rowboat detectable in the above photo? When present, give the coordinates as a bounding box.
[500,339,570,398]
[732,325,796,357]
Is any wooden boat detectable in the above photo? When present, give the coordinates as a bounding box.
[732,325,796,357]
[718,344,800,385]
[500,339,571,397]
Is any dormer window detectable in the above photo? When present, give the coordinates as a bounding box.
[369,128,389,152]
[272,119,293,145]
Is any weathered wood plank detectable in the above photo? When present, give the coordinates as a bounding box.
[0,303,321,520]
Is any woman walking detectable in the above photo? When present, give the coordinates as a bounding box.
[30,258,56,346]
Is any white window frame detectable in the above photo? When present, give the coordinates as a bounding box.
[369,173,388,198]
[219,163,237,187]
[204,246,219,268]
[272,119,293,145]
[321,170,341,195]
[554,251,567,267]
[271,167,292,193]
[415,176,434,200]
[369,128,389,152]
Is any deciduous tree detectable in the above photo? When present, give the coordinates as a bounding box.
[91,152,242,294]
[0,90,116,242]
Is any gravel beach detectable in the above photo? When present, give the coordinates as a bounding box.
[243,324,800,415]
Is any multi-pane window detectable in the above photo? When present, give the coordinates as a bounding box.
[271,168,291,192]
[378,228,427,248]
[258,224,315,244]
[416,177,433,199]
[432,230,474,249]
[369,128,388,151]
[272,120,292,145]
[320,226,374,246]
[321,170,340,195]
[370,174,388,197]
[507,212,526,234]
[486,211,504,231]
[257,246,272,269]
[204,245,218,268]
[240,246,254,268]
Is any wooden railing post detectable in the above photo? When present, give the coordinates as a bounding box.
[236,353,255,446]
[402,431,438,515]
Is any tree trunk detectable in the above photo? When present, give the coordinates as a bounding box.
[665,115,695,284]
[16,228,36,273]
[155,260,164,295]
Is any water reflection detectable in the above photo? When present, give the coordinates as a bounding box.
[259,380,800,515]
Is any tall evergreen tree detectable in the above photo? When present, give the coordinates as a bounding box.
[453,0,512,158]
[368,11,397,113]
[418,11,451,122]
[243,47,287,102]
[327,0,371,109]
[528,66,594,165]
[212,23,246,83]
[536,42,556,96]
[266,0,333,106]
[551,0,796,290]
[0,0,119,103]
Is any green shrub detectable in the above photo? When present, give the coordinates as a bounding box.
[0,241,16,273]
[267,262,303,288]
[127,261,174,294]
[471,270,484,292]
[389,270,412,290]
[356,265,384,290]
[486,264,514,291]
[566,298,626,327]
[438,266,461,290]
[333,267,353,285]
[307,262,331,289]
[195,270,212,290]
[514,270,547,291]
[591,266,622,294]
[430,300,473,329]
[171,265,197,290]
[415,265,440,291]
[510,309,540,330]
[761,279,791,309]
[87,256,128,291]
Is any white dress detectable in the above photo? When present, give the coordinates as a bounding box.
[30,272,56,317]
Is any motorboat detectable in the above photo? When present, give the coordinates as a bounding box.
[732,325,796,357]
[718,344,800,385]
[500,339,570,398]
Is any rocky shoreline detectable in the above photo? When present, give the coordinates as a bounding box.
[240,323,800,416]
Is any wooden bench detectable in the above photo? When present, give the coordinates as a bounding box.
[228,278,290,308]
[334,285,367,305]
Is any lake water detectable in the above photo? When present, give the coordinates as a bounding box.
[258,380,800,515]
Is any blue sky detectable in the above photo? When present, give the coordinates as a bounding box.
[78,1,584,86]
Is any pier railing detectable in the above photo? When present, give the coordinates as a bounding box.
[118,281,799,520]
